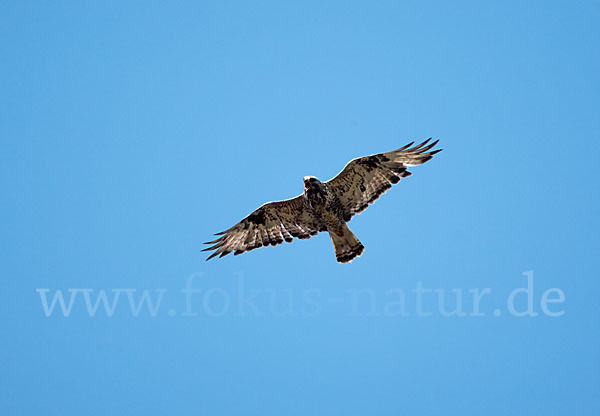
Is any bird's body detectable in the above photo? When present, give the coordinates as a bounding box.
[204,139,442,263]
[303,177,342,231]
[303,176,364,262]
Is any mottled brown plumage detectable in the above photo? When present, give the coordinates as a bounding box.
[203,139,442,263]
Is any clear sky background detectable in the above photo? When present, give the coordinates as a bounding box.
[2,1,599,415]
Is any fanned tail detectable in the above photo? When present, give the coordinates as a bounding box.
[329,224,364,264]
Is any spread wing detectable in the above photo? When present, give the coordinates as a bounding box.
[203,195,326,260]
[326,139,442,221]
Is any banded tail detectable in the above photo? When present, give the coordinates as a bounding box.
[329,224,364,264]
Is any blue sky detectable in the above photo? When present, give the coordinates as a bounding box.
[1,1,599,415]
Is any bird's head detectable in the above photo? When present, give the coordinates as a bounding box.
[304,176,322,191]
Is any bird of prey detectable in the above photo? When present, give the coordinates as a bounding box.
[204,139,442,263]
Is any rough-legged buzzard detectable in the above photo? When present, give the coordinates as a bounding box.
[204,139,442,263]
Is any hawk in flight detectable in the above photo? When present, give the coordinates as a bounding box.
[204,139,442,263]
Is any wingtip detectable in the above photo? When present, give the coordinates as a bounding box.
[399,141,415,150]
[205,235,226,244]
[206,252,219,261]
[415,138,431,148]
[415,138,441,153]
